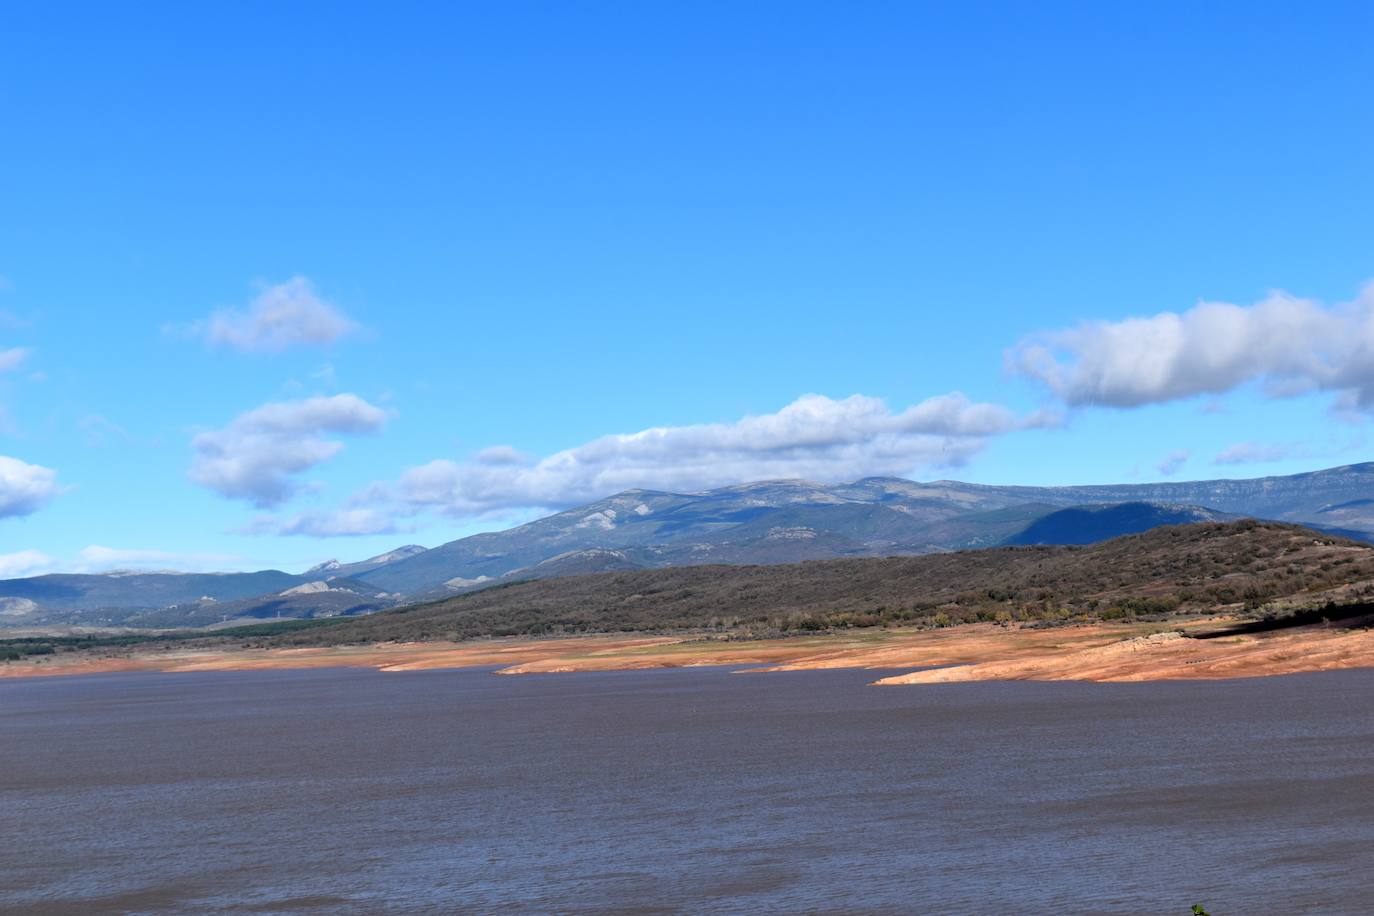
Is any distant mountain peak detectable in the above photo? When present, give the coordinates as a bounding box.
[361,545,427,564]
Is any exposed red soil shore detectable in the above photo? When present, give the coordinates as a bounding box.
[8,618,1370,685]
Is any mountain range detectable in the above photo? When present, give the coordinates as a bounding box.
[265,520,1374,645]
[5,462,1374,629]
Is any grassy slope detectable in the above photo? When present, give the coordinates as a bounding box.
[270,521,1374,645]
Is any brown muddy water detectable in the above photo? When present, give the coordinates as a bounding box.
[3,665,1374,914]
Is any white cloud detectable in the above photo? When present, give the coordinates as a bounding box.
[0,546,246,577]
[72,546,243,573]
[196,277,358,353]
[1009,282,1374,410]
[238,507,400,538]
[1156,449,1190,476]
[357,392,1054,519]
[475,445,532,466]
[1214,441,1299,465]
[0,455,62,518]
[189,394,388,507]
[0,549,56,579]
[79,414,132,447]
[0,347,30,372]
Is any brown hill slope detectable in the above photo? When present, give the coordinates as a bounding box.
[273,521,1374,645]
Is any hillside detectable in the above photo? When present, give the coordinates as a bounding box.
[0,572,400,629]
[0,570,304,616]
[7,462,1374,630]
[276,521,1374,645]
[121,577,396,629]
[1003,502,1235,546]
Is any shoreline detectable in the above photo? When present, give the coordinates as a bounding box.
[6,618,1374,684]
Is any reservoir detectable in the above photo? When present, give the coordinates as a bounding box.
[4,665,1374,913]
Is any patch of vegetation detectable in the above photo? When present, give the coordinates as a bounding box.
[260,521,1374,647]
[0,617,346,661]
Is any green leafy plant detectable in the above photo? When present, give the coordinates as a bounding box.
[1192,906,1211,916]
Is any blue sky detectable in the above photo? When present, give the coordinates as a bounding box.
[2,1,1372,575]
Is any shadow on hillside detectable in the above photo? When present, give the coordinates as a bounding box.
[1189,602,1374,639]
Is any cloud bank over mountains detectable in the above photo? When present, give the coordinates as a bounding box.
[73,545,242,573]
[247,393,1059,536]
[0,549,53,578]
[1009,283,1374,411]
[0,545,243,579]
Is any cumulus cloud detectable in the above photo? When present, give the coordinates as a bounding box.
[1214,441,1300,465]
[0,347,30,373]
[350,392,1055,520]
[1009,283,1374,410]
[1156,449,1190,476]
[0,455,63,518]
[195,277,358,353]
[0,549,56,579]
[189,394,388,507]
[238,507,400,538]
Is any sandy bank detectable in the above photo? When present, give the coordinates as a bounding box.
[871,626,1374,685]
[0,625,1139,680]
[4,619,1372,684]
